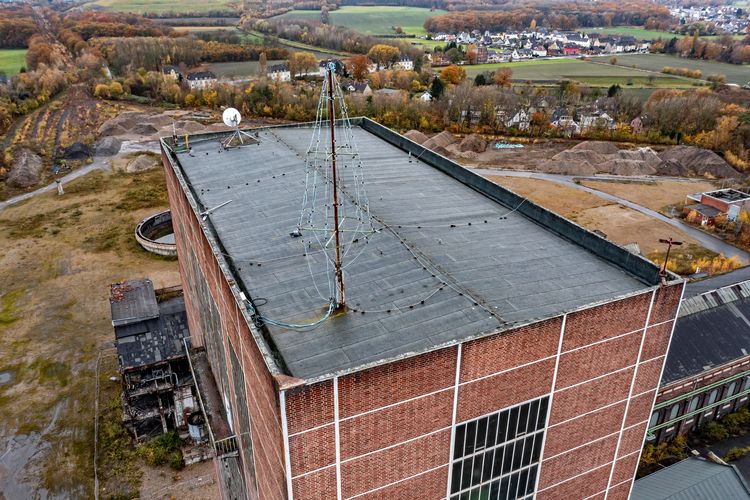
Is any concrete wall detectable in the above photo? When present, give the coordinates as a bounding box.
[163,150,287,500]
[282,284,683,500]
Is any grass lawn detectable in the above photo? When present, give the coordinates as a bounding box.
[461,58,693,87]
[84,0,237,14]
[0,49,27,76]
[273,6,446,36]
[586,27,678,40]
[208,59,284,77]
[593,53,750,85]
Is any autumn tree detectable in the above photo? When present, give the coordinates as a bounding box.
[259,52,267,76]
[530,19,537,31]
[466,44,478,65]
[367,44,400,69]
[348,54,371,80]
[440,64,466,85]
[493,67,513,88]
[288,51,317,78]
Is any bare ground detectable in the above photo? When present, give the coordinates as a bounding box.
[0,166,184,497]
[580,179,718,213]
[490,176,703,254]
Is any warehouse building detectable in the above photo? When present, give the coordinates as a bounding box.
[160,118,683,499]
[648,267,750,443]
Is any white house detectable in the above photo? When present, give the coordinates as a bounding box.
[393,57,414,71]
[267,64,291,82]
[186,71,217,90]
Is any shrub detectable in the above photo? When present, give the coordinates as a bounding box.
[699,421,729,442]
[137,431,183,469]
[724,446,750,462]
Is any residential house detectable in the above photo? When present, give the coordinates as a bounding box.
[342,80,372,96]
[267,63,291,82]
[393,58,414,71]
[186,71,217,90]
[161,65,182,81]
[476,47,488,64]
[562,44,581,56]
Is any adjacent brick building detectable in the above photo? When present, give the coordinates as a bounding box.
[161,118,684,499]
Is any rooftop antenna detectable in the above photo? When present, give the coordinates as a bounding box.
[658,237,683,284]
[298,61,374,312]
[221,108,255,148]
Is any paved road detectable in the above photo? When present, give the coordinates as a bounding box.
[471,168,750,263]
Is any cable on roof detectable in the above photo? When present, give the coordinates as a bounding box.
[246,298,336,332]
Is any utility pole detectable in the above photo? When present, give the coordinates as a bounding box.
[327,63,345,310]
[658,237,683,284]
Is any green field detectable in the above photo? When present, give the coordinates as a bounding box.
[587,26,745,41]
[586,27,678,40]
[246,30,350,59]
[461,58,696,88]
[208,59,284,78]
[84,0,237,14]
[0,49,27,76]
[274,6,447,36]
[593,53,750,85]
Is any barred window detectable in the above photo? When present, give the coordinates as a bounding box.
[449,396,549,500]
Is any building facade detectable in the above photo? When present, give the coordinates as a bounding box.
[647,269,750,444]
[161,119,683,499]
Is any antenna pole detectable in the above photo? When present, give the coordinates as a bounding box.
[327,65,346,309]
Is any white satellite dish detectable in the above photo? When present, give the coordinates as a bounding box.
[223,107,241,127]
[221,108,255,148]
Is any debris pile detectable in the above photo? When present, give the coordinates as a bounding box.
[658,146,740,178]
[404,130,428,144]
[6,148,44,188]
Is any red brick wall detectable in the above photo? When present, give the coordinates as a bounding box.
[163,153,286,500]
[283,283,682,499]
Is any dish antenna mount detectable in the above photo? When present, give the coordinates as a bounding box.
[221,107,255,148]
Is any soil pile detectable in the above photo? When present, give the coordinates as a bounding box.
[7,149,44,188]
[423,131,457,151]
[456,134,487,153]
[97,111,216,141]
[570,141,620,155]
[657,146,740,178]
[404,130,428,144]
[539,149,605,175]
[126,154,158,173]
[62,142,91,161]
[94,137,122,156]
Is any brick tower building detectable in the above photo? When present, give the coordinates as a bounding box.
[161,119,683,499]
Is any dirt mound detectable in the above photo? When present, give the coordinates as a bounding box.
[457,134,487,153]
[616,147,661,168]
[7,148,44,188]
[132,123,159,136]
[658,146,740,178]
[603,159,657,176]
[404,130,428,144]
[431,145,451,157]
[94,137,122,156]
[98,121,129,137]
[126,154,158,173]
[63,142,91,161]
[538,159,598,176]
[423,131,457,151]
[571,141,620,155]
[173,120,205,134]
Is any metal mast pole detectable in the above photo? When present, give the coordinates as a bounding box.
[327,65,346,309]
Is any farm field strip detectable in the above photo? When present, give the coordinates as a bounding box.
[0,49,28,76]
[273,6,446,36]
[83,0,236,14]
[592,53,750,85]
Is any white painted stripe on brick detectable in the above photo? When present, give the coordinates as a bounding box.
[627,282,686,498]
[291,463,336,481]
[533,313,567,495]
[345,463,448,500]
[445,343,462,499]
[538,460,613,494]
[540,418,648,464]
[286,317,675,440]
[280,390,294,499]
[559,317,673,356]
[333,376,342,500]
[605,288,657,499]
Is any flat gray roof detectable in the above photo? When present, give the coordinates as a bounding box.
[167,120,659,380]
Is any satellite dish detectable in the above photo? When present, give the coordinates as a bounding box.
[223,108,241,128]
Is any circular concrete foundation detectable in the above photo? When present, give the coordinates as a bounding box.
[135,210,177,257]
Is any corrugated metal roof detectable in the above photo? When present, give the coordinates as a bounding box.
[631,457,750,500]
